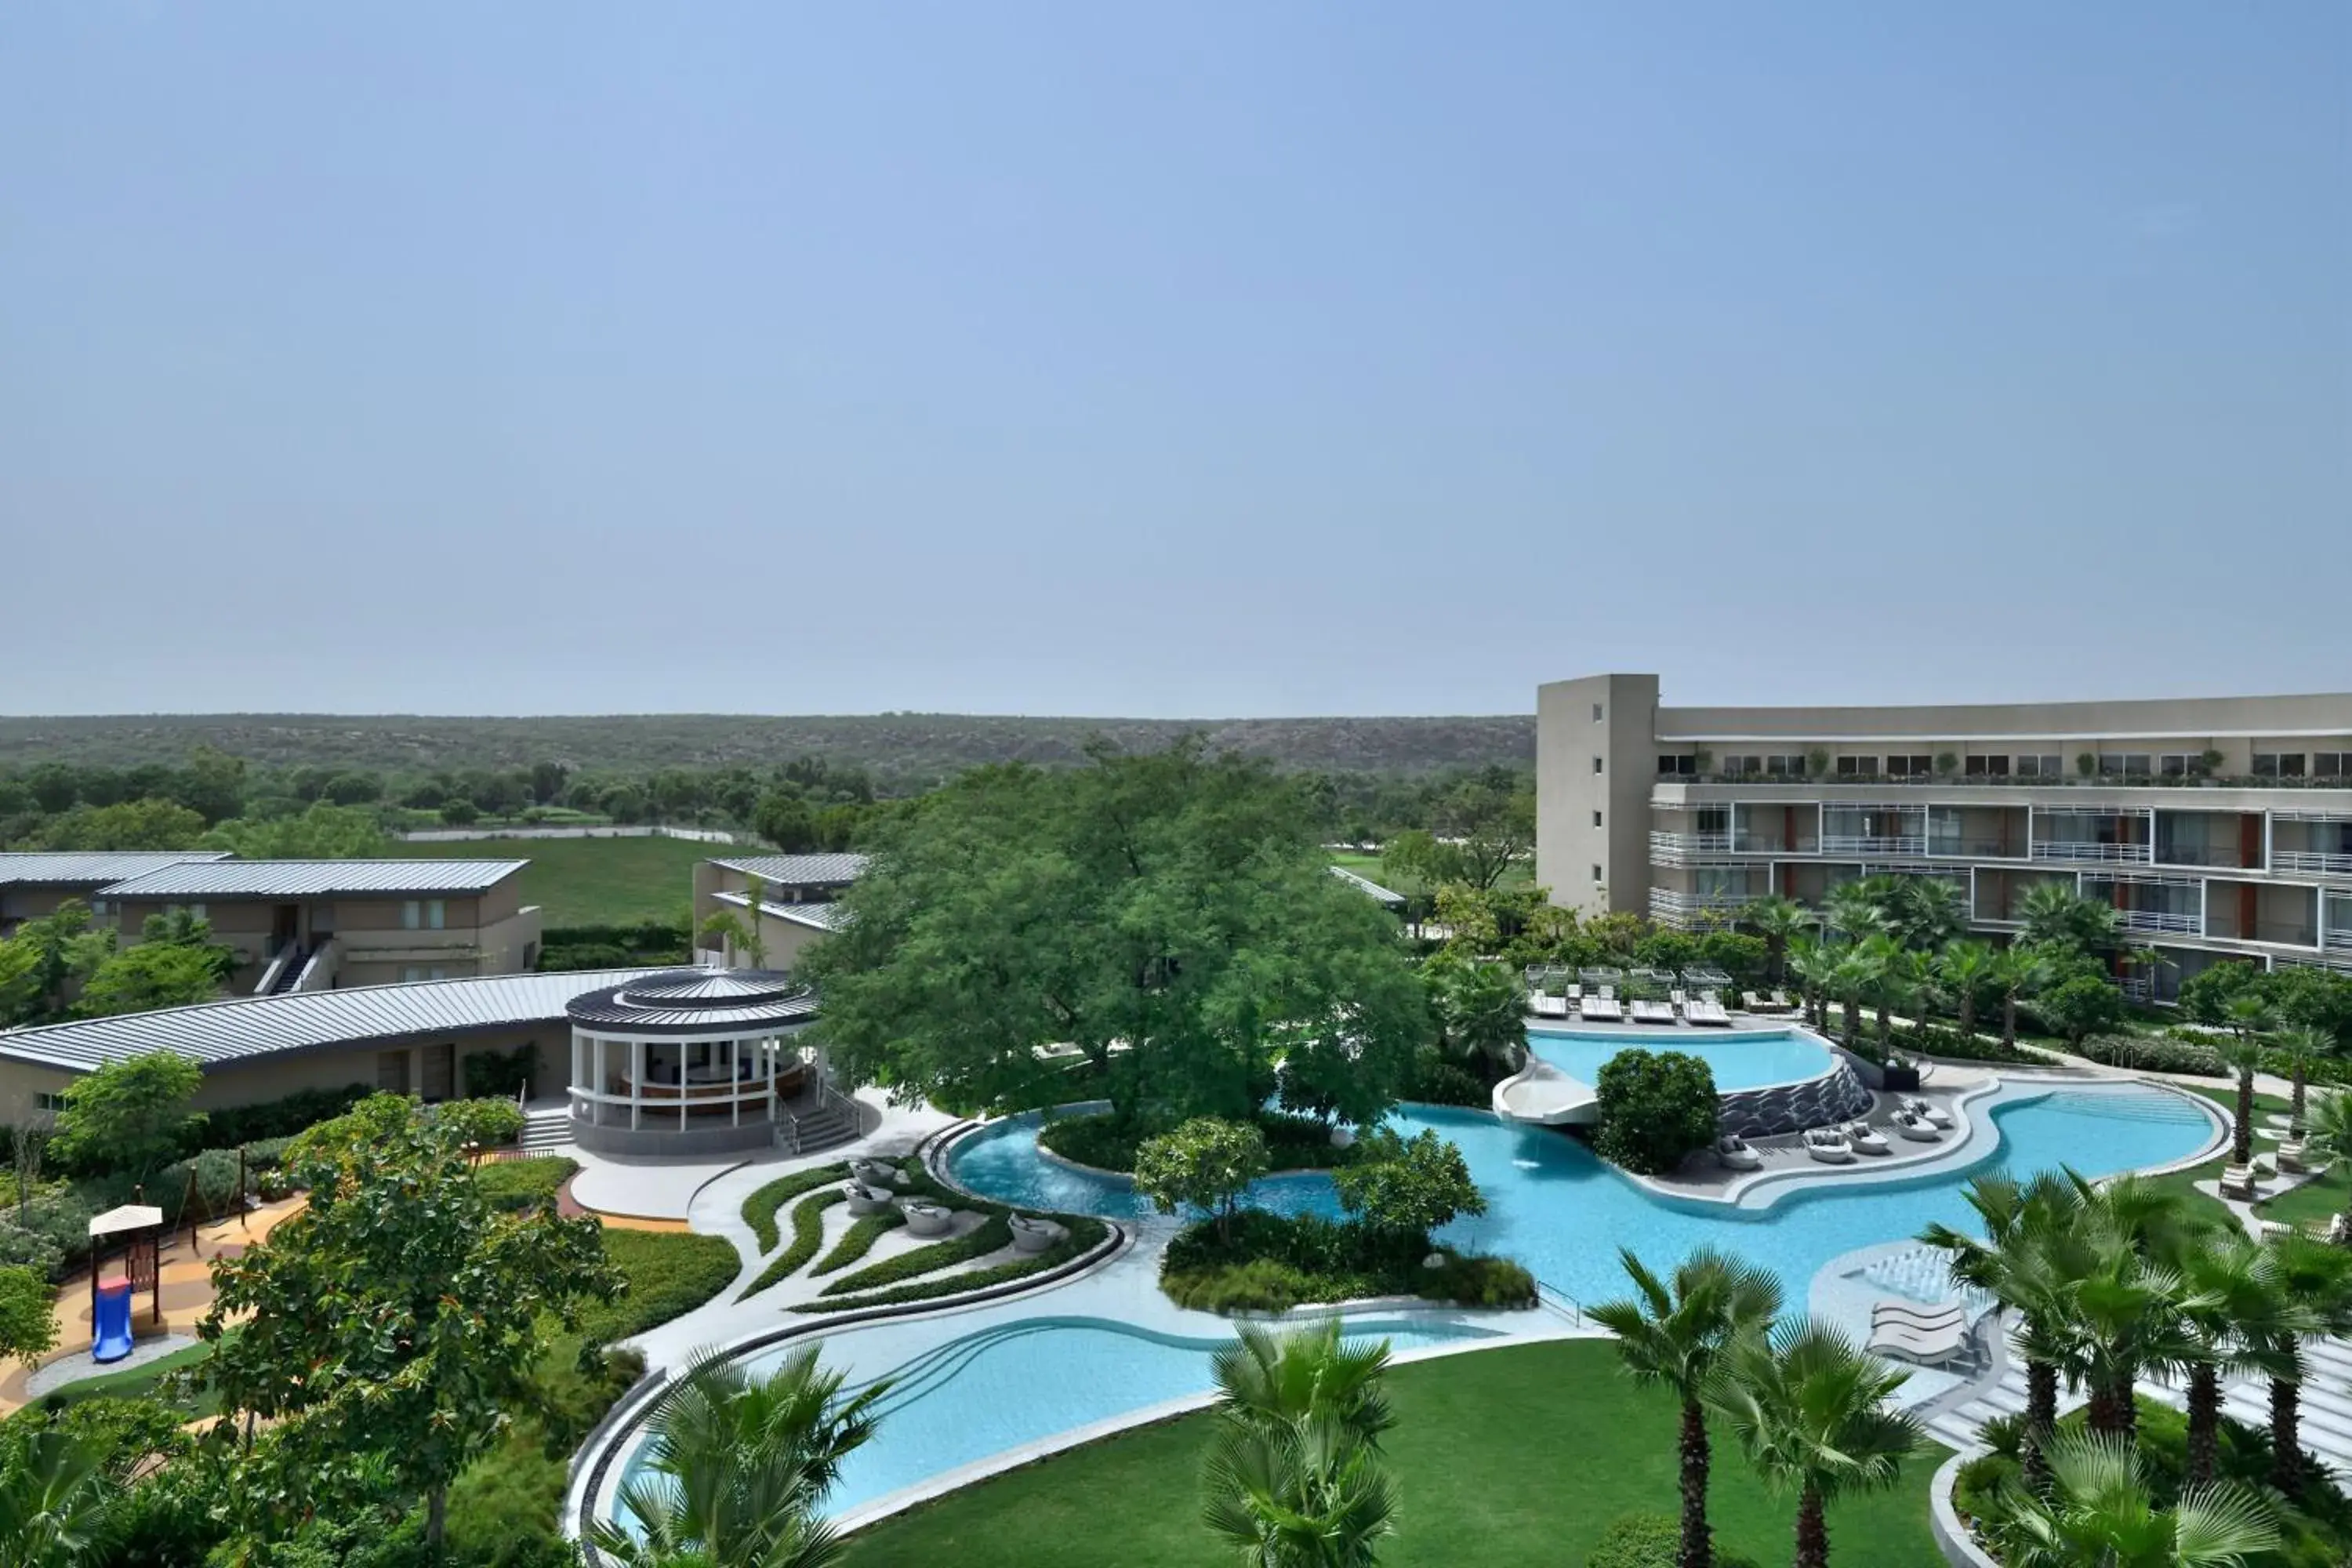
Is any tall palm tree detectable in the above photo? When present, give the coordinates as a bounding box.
[2272,1025,2328,1136]
[1787,935,1837,1033]
[1821,880,1890,945]
[1921,1172,2088,1493]
[2018,881,2126,960]
[1859,935,1906,1051]
[1937,940,1996,1045]
[0,1428,115,1568]
[1988,1429,2278,1568]
[1829,949,1875,1054]
[2169,1232,2305,1486]
[1441,961,1531,1082]
[1744,896,1810,987]
[1704,1318,1922,1568]
[1987,946,2049,1054]
[593,1344,890,1568]
[2259,1233,2352,1498]
[1589,1247,1784,1568]
[2067,1174,2219,1443]
[1201,1321,1398,1568]
[2217,1037,2268,1167]
[1888,877,1967,953]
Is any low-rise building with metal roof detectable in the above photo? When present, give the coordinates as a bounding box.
[693,854,867,971]
[0,851,234,932]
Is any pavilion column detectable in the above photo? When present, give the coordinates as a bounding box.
[630,1040,643,1131]
[731,1038,740,1127]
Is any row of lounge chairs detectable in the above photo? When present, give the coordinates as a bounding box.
[1741,990,1797,1014]
[1864,1299,1973,1367]
[1533,983,1737,1026]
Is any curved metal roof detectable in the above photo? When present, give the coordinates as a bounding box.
[564,967,821,1036]
[0,967,673,1075]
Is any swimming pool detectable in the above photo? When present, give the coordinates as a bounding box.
[947,1083,2220,1307]
[1526,1025,1835,1091]
[616,1314,1499,1521]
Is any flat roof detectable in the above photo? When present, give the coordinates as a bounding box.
[707,853,868,887]
[98,859,529,899]
[0,851,234,890]
[715,889,851,932]
[0,967,670,1074]
[1327,864,1406,906]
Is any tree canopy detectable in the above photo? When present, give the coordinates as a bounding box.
[803,742,1429,1126]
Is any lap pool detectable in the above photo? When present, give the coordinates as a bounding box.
[1527,1025,1834,1091]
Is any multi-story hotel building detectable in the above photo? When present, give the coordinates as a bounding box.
[1537,674,2352,1000]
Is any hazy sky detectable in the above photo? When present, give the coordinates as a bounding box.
[3,4,2345,719]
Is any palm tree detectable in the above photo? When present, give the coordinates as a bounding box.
[1787,935,1836,1033]
[1888,877,1967,953]
[1589,1248,1784,1568]
[1988,1429,2278,1568]
[1987,946,2049,1054]
[1937,940,1996,1045]
[0,1428,115,1568]
[1821,879,1889,945]
[2303,1091,2352,1243]
[1704,1318,1922,1568]
[2019,881,2125,960]
[2169,1232,2305,1486]
[2259,1232,2352,1498]
[1921,1172,2088,1493]
[593,1344,890,1568]
[2218,1036,2267,1167]
[1438,961,1530,1083]
[1829,949,1875,1054]
[2272,1025,2328,1135]
[1858,935,1906,1051]
[1744,896,1810,987]
[1201,1320,1398,1568]
[2067,1174,2219,1443]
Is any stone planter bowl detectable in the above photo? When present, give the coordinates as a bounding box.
[1007,1215,1066,1255]
[844,1181,898,1217]
[849,1158,902,1188]
[902,1200,955,1238]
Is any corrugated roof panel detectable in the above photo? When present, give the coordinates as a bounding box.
[98,859,530,898]
[706,853,868,886]
[0,851,234,889]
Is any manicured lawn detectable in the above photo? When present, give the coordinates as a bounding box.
[31,1340,218,1417]
[833,1338,1949,1568]
[2144,1084,2289,1220]
[2259,1160,2350,1231]
[386,833,712,927]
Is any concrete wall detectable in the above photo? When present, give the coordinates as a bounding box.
[1536,674,1656,916]
[0,1058,76,1123]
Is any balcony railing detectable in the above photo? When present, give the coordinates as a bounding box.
[1733,833,1820,855]
[2031,840,2153,864]
[1648,831,1732,866]
[2274,848,2352,877]
[2151,845,2258,870]
[1820,834,1926,857]
[2325,927,2352,952]
[2113,909,2201,936]
[1926,838,2031,860]
[1648,887,1759,927]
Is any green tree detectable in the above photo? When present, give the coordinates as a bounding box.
[1201,1320,1398,1568]
[30,798,207,852]
[1428,958,1526,1082]
[1988,946,2051,1053]
[753,789,818,853]
[2036,974,2127,1048]
[200,801,387,858]
[73,944,224,1018]
[438,798,481,827]
[1134,1118,1270,1241]
[594,1343,889,1568]
[1704,1319,1922,1568]
[2258,1232,2352,1497]
[49,1051,203,1182]
[2169,1232,2304,1486]
[1593,1050,1719,1176]
[0,1263,59,1380]
[1742,897,1809,986]
[2273,1025,2328,1135]
[1820,880,1890,944]
[2303,1091,2352,1239]
[1428,771,1535,891]
[1987,1429,2277,1568]
[1589,1247,1783,1568]
[0,1426,117,1568]
[0,902,116,1028]
[2019,882,2126,960]
[1886,877,1967,952]
[1330,1130,1483,1241]
[1937,940,1996,1044]
[191,1094,622,1549]
[698,873,770,969]
[804,744,1428,1127]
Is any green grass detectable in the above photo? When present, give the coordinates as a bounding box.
[2141,1084,2287,1219]
[577,1229,743,1342]
[384,833,713,927]
[31,1341,218,1417]
[475,1156,577,1211]
[2259,1160,2350,1231]
[833,1338,1948,1568]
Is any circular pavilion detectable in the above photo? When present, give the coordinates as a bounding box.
[564,967,824,1156]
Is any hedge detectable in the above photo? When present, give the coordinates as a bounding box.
[195,1083,373,1149]
[741,1162,849,1253]
[575,1229,741,1344]
[793,1217,1110,1316]
[819,1213,1014,1298]
[811,1207,906,1276]
[475,1156,577,1212]
[737,1189,846,1301]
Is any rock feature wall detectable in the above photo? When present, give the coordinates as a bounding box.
[1717,1062,1874,1138]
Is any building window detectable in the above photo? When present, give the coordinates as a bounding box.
[35,1091,67,1112]
[1592,811,1604,828]
[1593,756,1605,775]
[2256,753,2307,779]
[2015,754,2062,779]
[1765,753,1804,777]
[2317,752,2349,779]
[404,899,448,931]
[2158,753,2198,778]
[1885,755,1933,778]
[1592,702,1605,722]
[1591,864,1604,885]
[1836,757,1881,778]
[1657,754,1696,776]
[2097,753,2153,778]
[1965,755,2011,777]
[1723,754,1762,775]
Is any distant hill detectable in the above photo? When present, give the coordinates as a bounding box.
[0,713,1535,786]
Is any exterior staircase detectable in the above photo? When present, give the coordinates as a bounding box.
[517,1104,575,1154]
[781,1091,861,1156]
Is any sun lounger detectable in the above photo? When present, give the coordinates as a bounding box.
[2278,1139,2310,1174]
[1804,1128,1854,1164]
[1893,1110,1943,1142]
[1872,1300,1966,1332]
[1531,993,1569,1018]
[1900,1096,1954,1130]
[1866,1317,1971,1367]
[1715,1134,1762,1171]
[2220,1164,2261,1200]
[1631,999,1676,1025]
[1743,990,1770,1013]
[1687,991,1732,1026]
[1845,1120,1891,1156]
[1769,990,1794,1012]
[1579,993,1624,1022]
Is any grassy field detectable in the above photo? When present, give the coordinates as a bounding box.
[1329,850,1533,894]
[384,834,712,927]
[833,1338,1948,1568]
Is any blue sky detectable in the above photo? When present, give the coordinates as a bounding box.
[2,4,2344,717]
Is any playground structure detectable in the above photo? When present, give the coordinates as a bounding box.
[86,1203,165,1363]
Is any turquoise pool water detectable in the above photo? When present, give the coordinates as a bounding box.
[619,1316,1497,1521]
[1526,1025,1834,1091]
[948,1085,2219,1308]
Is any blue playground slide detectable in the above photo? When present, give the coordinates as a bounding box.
[92,1276,133,1364]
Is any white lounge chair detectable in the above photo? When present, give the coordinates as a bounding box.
[2219,1164,2261,1200]
[1804,1128,1855,1164]
[1631,999,1676,1025]
[1581,988,1624,1022]
[1688,991,1732,1027]
[1900,1096,1954,1130]
[1531,993,1570,1018]
[1742,990,1772,1013]
[1715,1134,1762,1171]
[849,1157,903,1189]
[1008,1214,1066,1254]
[1872,1300,1966,1332]
[1867,1316,1971,1367]
[1769,990,1794,1012]
[1893,1110,1943,1142]
[1845,1120,1892,1156]
[2278,1139,2310,1174]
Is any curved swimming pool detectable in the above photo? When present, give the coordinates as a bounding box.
[947,1083,2220,1307]
[1526,1025,1835,1091]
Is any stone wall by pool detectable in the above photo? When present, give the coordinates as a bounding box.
[1716,1062,1875,1138]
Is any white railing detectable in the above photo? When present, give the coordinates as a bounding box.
[2274,849,2352,877]
[1821,835,1926,856]
[1648,887,1759,927]
[1649,831,1732,865]
[2031,840,2152,863]
[2114,909,2201,936]
[2325,928,2352,952]
[1928,839,2029,860]
[1734,833,1819,855]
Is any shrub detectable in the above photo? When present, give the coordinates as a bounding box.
[459,1044,539,1101]
[200,1083,372,1149]
[1416,1251,1535,1308]
[799,1216,1109,1316]
[819,1213,1013,1298]
[574,1230,739,1344]
[738,1188,845,1300]
[810,1207,906,1276]
[739,1162,848,1252]
[1586,1512,1759,1568]
[434,1098,527,1150]
[1332,1128,1484,1239]
[1406,1054,1490,1109]
[474,1156,577,1212]
[1034,1112,1142,1171]
[2033,974,2129,1045]
[1165,1257,1326,1313]
[2074,1033,2223,1077]
[1904,1024,2050,1066]
[1159,1208,1535,1315]
[1133,1119,1269,1237]
[1593,1049,1718,1174]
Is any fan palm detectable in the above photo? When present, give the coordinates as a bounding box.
[1786,936,1836,1033]
[1828,949,1875,1053]
[2272,1025,2328,1135]
[1704,1318,1922,1568]
[1888,877,1967,953]
[2067,1173,2216,1441]
[1987,946,2050,1053]
[1821,880,1890,945]
[0,1428,115,1568]
[1743,896,1810,986]
[2018,882,2125,960]
[2258,1233,2352,1497]
[1201,1320,1398,1568]
[2303,1091,2352,1243]
[1988,1429,2278,1568]
[1920,1171,2088,1493]
[1589,1247,1784,1568]
[1438,961,1530,1080]
[1937,940,1996,1046]
[592,1344,890,1568]
[2169,1232,2305,1486]
[1856,935,1907,1051]
[2217,1037,2267,1167]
